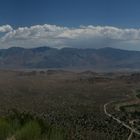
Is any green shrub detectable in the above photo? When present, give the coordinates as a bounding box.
[15,121,41,140]
[0,118,12,140]
[48,126,66,140]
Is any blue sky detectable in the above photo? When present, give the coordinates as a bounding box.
[1,0,140,28]
[1,0,140,50]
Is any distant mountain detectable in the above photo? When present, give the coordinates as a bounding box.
[0,46,140,71]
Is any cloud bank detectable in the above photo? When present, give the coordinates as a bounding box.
[1,24,140,50]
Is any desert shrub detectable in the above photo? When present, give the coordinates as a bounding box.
[15,121,41,140]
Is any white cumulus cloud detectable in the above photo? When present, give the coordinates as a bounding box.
[0,25,13,32]
[0,24,140,50]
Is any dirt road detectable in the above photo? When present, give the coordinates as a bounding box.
[104,101,140,140]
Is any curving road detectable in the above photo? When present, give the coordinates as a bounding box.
[104,101,140,140]
[128,131,133,140]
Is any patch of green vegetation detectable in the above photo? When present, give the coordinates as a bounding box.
[135,89,140,98]
[136,94,140,98]
[15,121,41,140]
[0,110,66,140]
[120,104,140,113]
[47,126,66,140]
[0,118,12,140]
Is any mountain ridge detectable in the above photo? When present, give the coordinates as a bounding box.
[0,46,140,71]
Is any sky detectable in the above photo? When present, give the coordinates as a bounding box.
[1,0,140,50]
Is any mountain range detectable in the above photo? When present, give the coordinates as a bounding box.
[0,46,140,71]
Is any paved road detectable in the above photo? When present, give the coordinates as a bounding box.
[104,101,140,140]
